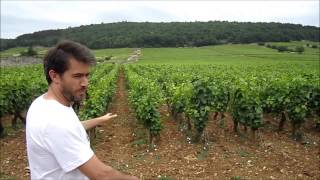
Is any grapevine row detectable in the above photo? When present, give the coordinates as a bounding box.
[124,65,163,147]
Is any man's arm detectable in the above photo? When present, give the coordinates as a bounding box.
[82,113,117,130]
[79,155,138,180]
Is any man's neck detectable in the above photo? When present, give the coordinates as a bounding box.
[44,86,71,107]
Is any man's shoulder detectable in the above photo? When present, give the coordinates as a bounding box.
[29,94,46,108]
[28,94,68,114]
[27,94,66,123]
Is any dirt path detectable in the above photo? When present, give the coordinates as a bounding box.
[93,66,138,175]
[126,48,141,63]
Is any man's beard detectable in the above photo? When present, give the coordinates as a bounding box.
[61,85,86,104]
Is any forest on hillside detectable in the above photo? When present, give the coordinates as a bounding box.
[1,21,319,50]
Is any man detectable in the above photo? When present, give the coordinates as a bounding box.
[26,40,138,180]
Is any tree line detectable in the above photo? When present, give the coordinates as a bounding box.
[1,21,319,51]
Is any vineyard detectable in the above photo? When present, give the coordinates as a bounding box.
[125,63,320,143]
[1,43,319,179]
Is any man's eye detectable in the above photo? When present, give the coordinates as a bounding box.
[74,75,82,78]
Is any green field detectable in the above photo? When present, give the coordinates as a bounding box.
[138,42,320,67]
[1,41,319,68]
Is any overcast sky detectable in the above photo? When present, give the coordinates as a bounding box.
[1,0,319,39]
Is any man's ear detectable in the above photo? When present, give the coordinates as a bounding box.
[48,70,60,84]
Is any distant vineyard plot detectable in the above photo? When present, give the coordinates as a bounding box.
[138,42,320,65]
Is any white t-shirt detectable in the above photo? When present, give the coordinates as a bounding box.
[26,94,94,180]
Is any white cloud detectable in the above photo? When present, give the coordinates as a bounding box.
[1,0,319,38]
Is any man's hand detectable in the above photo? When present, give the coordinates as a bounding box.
[81,113,118,130]
[97,113,118,123]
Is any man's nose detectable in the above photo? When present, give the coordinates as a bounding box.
[81,76,89,87]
